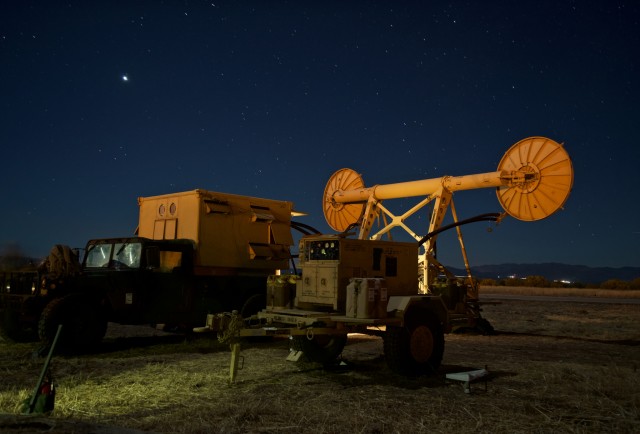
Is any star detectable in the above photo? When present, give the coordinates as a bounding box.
[121,75,129,82]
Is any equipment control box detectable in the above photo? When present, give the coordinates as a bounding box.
[295,235,418,311]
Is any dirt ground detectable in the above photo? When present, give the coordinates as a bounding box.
[1,295,639,433]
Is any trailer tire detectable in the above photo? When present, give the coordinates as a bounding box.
[38,295,107,351]
[384,311,444,376]
[290,333,347,365]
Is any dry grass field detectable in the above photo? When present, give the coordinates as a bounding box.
[1,288,639,433]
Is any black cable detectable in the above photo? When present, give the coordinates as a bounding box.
[290,220,322,235]
[417,213,503,247]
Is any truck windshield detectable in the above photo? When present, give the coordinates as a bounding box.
[113,242,142,268]
[84,242,142,269]
[85,244,113,268]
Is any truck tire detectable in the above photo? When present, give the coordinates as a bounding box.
[384,311,444,376]
[290,333,347,365]
[38,295,108,351]
[1,309,38,342]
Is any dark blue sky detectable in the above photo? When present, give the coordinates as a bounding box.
[1,1,638,268]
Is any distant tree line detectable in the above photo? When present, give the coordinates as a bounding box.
[0,244,40,272]
[479,275,640,290]
[0,256,39,272]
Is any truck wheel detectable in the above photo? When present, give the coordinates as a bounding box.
[38,295,108,351]
[290,333,347,365]
[384,312,444,376]
[1,309,38,342]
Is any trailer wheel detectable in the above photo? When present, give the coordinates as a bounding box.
[38,295,108,351]
[384,311,444,376]
[290,333,347,365]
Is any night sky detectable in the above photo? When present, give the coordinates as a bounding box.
[1,1,638,269]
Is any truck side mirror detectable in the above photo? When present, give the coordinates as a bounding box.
[146,247,160,270]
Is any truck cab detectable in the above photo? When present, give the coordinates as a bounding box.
[79,237,199,325]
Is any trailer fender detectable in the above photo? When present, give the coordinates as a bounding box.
[387,295,449,331]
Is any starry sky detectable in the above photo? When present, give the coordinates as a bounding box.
[1,1,638,269]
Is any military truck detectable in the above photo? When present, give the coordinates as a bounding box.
[0,189,298,349]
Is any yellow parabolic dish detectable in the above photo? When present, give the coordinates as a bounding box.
[323,168,366,232]
[496,136,574,221]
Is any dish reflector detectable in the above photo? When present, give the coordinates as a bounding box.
[323,168,366,232]
[496,136,573,221]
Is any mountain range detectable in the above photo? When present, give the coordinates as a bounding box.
[448,263,640,284]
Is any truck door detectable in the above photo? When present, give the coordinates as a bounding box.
[144,247,195,325]
[104,241,146,322]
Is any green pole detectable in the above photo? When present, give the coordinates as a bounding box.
[25,324,63,414]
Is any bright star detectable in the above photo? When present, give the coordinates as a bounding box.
[122,75,129,82]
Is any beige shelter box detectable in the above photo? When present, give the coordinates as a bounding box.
[138,189,294,272]
[296,235,418,311]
